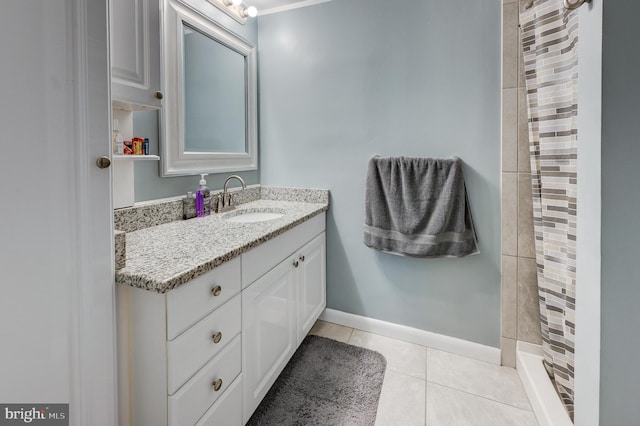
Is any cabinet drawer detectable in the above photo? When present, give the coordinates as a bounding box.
[168,335,241,426]
[242,212,325,288]
[167,294,241,395]
[195,375,242,426]
[167,257,241,340]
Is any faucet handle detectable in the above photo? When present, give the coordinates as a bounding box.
[213,193,223,213]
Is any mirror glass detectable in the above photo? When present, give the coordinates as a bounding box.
[161,0,257,176]
[183,24,246,154]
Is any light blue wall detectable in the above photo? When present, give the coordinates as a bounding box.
[133,4,259,202]
[599,1,640,423]
[257,0,501,346]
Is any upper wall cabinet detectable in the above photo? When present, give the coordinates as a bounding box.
[110,0,162,110]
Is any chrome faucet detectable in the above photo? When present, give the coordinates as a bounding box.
[214,175,246,213]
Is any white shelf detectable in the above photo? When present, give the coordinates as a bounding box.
[113,155,160,161]
[113,155,160,209]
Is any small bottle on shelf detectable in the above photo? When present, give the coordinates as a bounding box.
[113,119,124,155]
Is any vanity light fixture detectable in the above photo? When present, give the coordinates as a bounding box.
[222,0,257,18]
[242,6,258,17]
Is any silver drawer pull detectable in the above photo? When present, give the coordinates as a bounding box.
[212,331,222,344]
[212,378,223,392]
[299,255,305,262]
[211,285,222,297]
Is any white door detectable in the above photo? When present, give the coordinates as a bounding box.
[296,233,327,344]
[242,256,297,423]
[0,1,116,425]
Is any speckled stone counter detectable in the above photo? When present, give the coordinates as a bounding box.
[114,230,126,270]
[115,194,328,293]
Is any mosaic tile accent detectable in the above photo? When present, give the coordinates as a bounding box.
[114,230,126,270]
[115,199,328,293]
[521,0,578,418]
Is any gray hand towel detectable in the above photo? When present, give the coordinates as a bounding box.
[363,156,479,257]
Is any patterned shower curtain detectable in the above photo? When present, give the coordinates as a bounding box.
[520,0,578,420]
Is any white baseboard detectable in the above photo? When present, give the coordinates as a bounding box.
[319,308,501,365]
[516,341,573,426]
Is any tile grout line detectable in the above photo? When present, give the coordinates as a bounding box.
[423,377,428,426]
[380,368,426,383]
[424,350,429,425]
[322,323,537,424]
[516,251,520,342]
[426,381,534,413]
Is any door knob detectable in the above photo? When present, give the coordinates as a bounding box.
[96,156,111,169]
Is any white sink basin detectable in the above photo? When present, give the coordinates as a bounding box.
[224,210,285,223]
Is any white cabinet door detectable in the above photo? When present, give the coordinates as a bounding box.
[110,0,162,109]
[296,232,327,344]
[242,255,297,423]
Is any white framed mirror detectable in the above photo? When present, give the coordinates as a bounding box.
[161,0,257,176]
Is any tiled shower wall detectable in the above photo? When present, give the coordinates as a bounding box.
[501,0,542,367]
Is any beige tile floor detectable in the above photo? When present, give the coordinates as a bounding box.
[309,320,539,426]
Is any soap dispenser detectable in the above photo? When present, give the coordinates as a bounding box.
[197,174,211,216]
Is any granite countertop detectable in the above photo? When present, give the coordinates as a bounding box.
[115,198,329,293]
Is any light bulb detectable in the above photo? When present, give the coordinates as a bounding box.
[245,6,257,17]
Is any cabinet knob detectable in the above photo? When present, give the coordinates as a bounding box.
[211,285,222,297]
[212,331,222,344]
[299,255,305,262]
[293,260,299,268]
[154,91,164,100]
[212,378,223,392]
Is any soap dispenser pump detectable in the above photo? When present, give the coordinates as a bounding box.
[197,174,211,216]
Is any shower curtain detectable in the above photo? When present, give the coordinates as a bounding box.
[520,0,578,420]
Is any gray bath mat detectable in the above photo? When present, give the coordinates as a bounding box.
[247,335,387,426]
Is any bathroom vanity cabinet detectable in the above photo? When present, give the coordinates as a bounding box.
[110,0,162,109]
[117,212,326,425]
[242,217,326,422]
